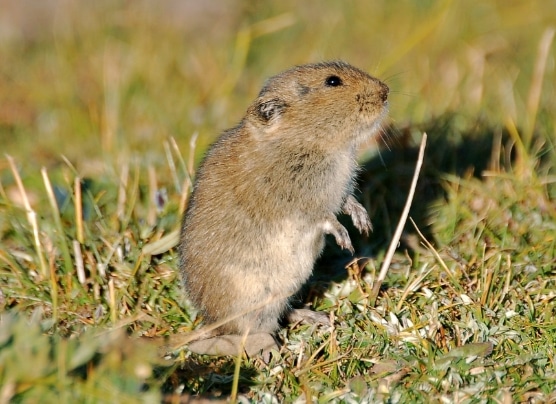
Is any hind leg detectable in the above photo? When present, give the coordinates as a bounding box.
[187,332,279,357]
[186,305,284,357]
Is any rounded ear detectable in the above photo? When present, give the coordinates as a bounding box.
[257,98,287,122]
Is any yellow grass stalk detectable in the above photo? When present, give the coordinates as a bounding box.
[74,177,84,244]
[6,155,49,279]
[41,167,73,276]
[370,133,427,305]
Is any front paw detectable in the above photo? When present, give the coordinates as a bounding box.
[343,195,372,235]
[323,218,355,254]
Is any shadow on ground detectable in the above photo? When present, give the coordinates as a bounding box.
[310,113,511,285]
[175,114,515,397]
[161,357,260,401]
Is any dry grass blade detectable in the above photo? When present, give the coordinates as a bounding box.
[74,177,84,244]
[41,167,73,275]
[142,230,179,256]
[73,240,86,285]
[163,139,181,194]
[116,163,129,222]
[410,217,456,285]
[370,133,427,305]
[147,165,157,227]
[230,330,250,404]
[6,155,49,279]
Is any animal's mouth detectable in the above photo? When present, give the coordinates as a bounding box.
[367,102,389,125]
[353,105,388,144]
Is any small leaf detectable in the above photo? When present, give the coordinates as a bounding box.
[349,375,368,397]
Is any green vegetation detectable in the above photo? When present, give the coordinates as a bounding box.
[1,1,555,402]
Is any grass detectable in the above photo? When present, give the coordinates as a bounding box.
[1,0,555,402]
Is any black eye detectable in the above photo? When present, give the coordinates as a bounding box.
[325,75,342,87]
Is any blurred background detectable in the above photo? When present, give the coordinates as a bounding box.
[0,0,554,172]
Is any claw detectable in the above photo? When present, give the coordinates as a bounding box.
[323,217,355,254]
[343,195,372,235]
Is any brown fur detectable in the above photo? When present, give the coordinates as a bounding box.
[180,61,389,335]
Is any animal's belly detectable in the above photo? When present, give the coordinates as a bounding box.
[259,219,326,293]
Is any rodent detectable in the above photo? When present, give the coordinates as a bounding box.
[180,61,389,338]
